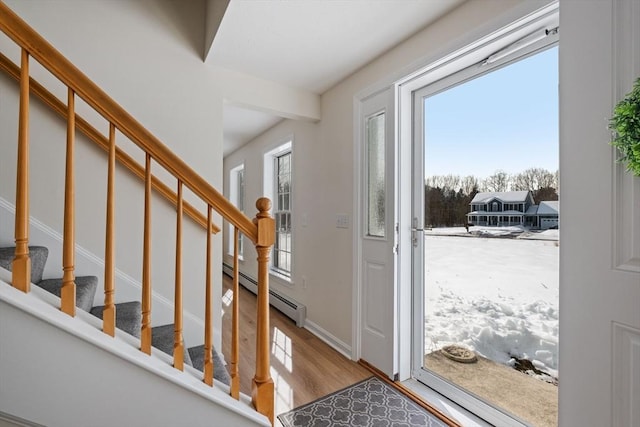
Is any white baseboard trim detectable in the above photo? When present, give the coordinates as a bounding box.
[304,319,353,361]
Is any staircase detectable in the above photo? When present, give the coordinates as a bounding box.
[0,2,275,426]
[0,245,231,383]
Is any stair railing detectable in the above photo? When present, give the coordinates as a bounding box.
[0,2,274,424]
[0,50,220,235]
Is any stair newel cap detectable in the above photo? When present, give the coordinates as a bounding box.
[253,198,275,248]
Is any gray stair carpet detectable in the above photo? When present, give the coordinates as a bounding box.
[90,301,142,338]
[2,244,234,387]
[0,246,49,283]
[36,276,98,312]
[152,324,193,367]
[188,344,231,386]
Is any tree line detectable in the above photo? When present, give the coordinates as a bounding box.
[425,168,559,227]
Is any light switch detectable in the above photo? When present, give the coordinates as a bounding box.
[336,214,349,229]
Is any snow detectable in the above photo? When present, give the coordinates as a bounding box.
[423,226,559,381]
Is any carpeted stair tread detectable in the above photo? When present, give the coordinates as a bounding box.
[187,344,231,386]
[90,301,141,338]
[36,276,98,312]
[0,246,49,284]
[152,324,193,367]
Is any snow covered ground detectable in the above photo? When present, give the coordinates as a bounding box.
[423,226,559,382]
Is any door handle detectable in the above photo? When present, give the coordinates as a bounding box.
[411,227,424,247]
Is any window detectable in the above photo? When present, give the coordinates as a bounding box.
[264,140,293,279]
[229,164,245,258]
[366,112,386,237]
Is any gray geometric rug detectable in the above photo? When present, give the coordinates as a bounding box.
[278,377,451,427]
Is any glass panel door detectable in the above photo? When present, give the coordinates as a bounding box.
[412,46,559,427]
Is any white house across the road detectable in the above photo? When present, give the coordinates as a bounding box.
[467,191,559,230]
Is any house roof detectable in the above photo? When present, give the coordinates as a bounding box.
[526,205,539,215]
[537,201,559,215]
[470,191,531,204]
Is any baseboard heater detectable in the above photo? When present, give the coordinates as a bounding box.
[222,263,306,327]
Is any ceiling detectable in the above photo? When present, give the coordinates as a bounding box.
[209,0,466,157]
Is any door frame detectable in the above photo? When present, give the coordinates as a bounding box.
[398,1,559,386]
[353,0,559,385]
[410,24,558,424]
[405,5,559,426]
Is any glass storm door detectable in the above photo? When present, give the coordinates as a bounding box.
[411,43,559,426]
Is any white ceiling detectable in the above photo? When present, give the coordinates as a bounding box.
[210,0,466,156]
[223,105,283,156]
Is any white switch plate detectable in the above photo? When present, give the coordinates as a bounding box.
[336,214,349,229]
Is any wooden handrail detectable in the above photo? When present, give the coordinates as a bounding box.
[1,3,275,423]
[0,51,220,235]
[0,3,255,242]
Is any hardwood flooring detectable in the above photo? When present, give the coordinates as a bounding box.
[220,274,371,424]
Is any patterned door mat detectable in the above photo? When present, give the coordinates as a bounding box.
[278,377,454,427]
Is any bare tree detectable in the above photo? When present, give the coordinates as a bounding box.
[482,170,510,192]
[460,175,479,196]
[426,174,462,193]
[512,167,556,192]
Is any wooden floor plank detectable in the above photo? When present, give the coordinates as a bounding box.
[221,274,371,424]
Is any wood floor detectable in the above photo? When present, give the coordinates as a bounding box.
[220,274,371,424]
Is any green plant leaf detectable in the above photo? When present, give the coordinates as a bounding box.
[610,77,640,177]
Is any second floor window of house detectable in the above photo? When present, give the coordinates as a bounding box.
[229,164,245,258]
[273,151,292,276]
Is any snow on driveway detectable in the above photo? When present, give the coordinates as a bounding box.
[424,228,559,380]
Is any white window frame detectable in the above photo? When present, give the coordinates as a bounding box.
[229,163,245,260]
[263,139,293,282]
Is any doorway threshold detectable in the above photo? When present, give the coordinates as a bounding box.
[400,378,493,427]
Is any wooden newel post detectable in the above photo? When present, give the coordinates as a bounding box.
[252,197,275,425]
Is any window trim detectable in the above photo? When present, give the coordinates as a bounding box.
[364,110,387,239]
[263,139,293,282]
[272,150,292,277]
[228,163,245,260]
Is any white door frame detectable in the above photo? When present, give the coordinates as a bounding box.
[353,0,560,380]
[397,2,559,385]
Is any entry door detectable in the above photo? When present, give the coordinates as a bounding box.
[411,41,560,426]
[559,1,640,426]
[359,89,396,378]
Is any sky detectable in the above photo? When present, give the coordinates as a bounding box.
[424,46,559,180]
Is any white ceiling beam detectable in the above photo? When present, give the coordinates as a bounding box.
[217,66,321,123]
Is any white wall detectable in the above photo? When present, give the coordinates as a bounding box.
[0,282,268,427]
[223,119,320,305]
[224,0,554,351]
